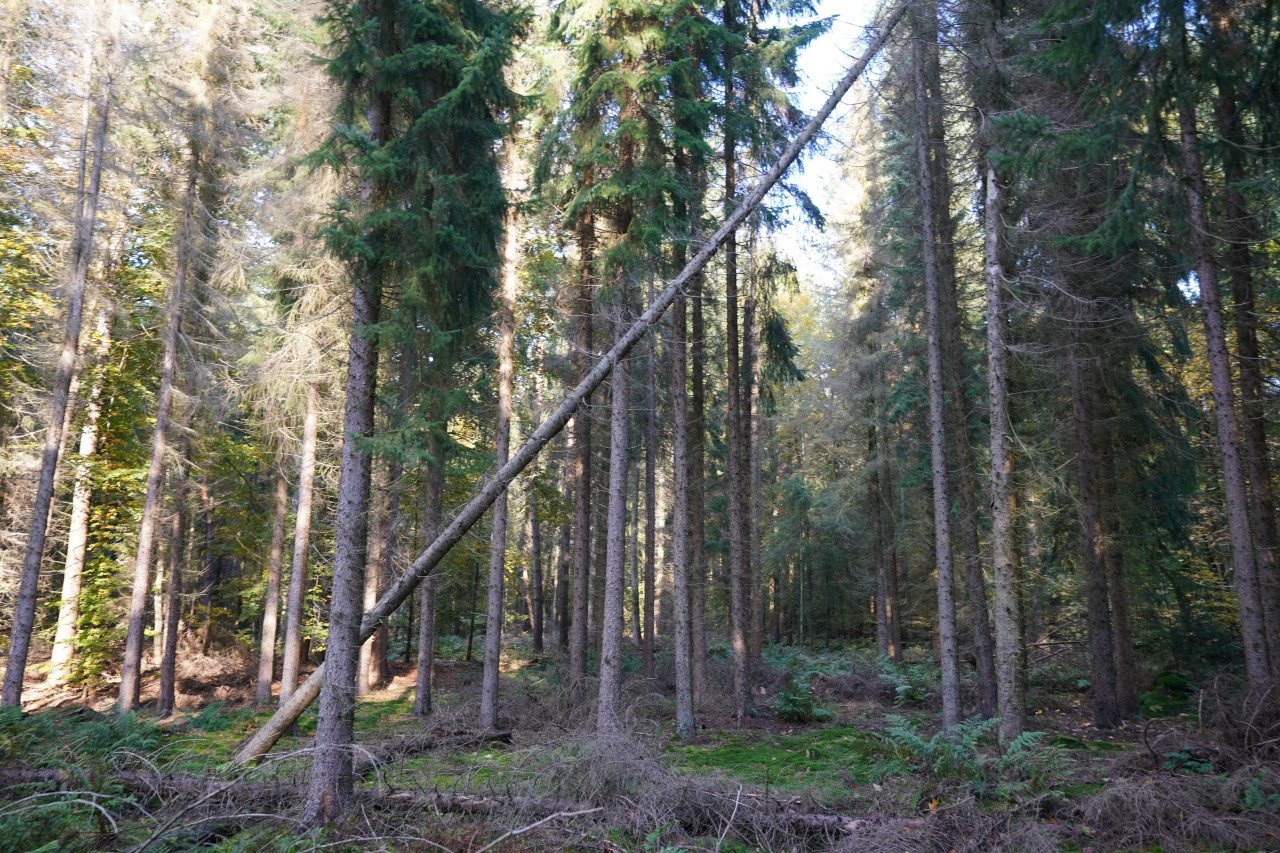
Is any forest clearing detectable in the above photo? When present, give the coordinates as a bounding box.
[2,0,1280,848]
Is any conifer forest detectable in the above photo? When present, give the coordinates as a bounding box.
[2,0,1280,849]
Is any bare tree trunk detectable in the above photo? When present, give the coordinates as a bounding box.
[358,462,389,698]
[912,25,960,728]
[280,380,319,704]
[3,57,112,708]
[254,471,289,703]
[690,264,708,706]
[117,135,198,713]
[745,289,763,668]
[643,280,658,676]
[569,209,595,702]
[479,172,519,730]
[231,13,908,761]
[157,427,193,718]
[984,163,1023,744]
[671,284,696,738]
[630,466,642,646]
[414,451,444,717]
[48,307,111,686]
[1178,92,1270,681]
[305,88,385,818]
[597,305,630,735]
[530,485,545,652]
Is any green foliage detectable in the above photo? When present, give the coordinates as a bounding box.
[774,676,832,723]
[1161,749,1214,774]
[877,656,938,706]
[1242,777,1280,813]
[881,715,1056,802]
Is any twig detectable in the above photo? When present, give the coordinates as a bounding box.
[716,785,743,852]
[471,807,602,853]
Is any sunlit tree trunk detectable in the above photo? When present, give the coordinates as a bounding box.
[280,380,319,704]
[569,204,595,702]
[157,426,193,718]
[671,284,696,738]
[597,303,631,736]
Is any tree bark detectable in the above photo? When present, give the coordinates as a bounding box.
[596,304,630,735]
[479,167,519,730]
[255,470,289,704]
[231,11,908,761]
[984,163,1024,744]
[569,205,595,702]
[48,306,111,686]
[117,133,198,713]
[643,281,658,676]
[912,24,961,728]
[671,285,696,738]
[2,57,112,708]
[280,380,319,705]
[414,449,444,717]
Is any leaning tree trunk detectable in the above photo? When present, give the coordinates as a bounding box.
[596,303,631,736]
[48,307,111,686]
[118,135,198,713]
[280,380,319,704]
[157,427,193,718]
[230,9,908,763]
[912,24,961,729]
[255,470,289,704]
[2,63,112,708]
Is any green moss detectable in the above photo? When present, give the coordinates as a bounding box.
[667,726,904,795]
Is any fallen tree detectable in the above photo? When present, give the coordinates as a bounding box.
[232,0,909,767]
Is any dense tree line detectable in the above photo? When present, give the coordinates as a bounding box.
[0,0,1276,828]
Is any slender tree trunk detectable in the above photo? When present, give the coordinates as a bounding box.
[530,487,545,652]
[671,285,696,738]
[984,163,1024,744]
[745,290,763,667]
[643,280,658,676]
[2,63,112,708]
[479,172,519,730]
[414,450,444,717]
[358,462,389,698]
[280,380,319,704]
[630,466,642,646]
[157,428,193,718]
[117,135,198,713]
[305,92,386,820]
[255,471,289,703]
[690,265,708,705]
[597,304,631,735]
[569,208,595,701]
[912,26,961,728]
[48,307,111,686]
[1177,92,1270,681]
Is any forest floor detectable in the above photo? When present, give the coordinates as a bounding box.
[2,641,1279,852]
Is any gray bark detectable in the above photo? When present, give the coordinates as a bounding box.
[569,211,595,702]
[671,288,695,739]
[414,451,444,717]
[157,426,193,718]
[596,305,630,735]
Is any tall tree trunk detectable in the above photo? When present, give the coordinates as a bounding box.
[1177,87,1270,680]
[280,380,319,704]
[530,484,545,652]
[1067,338,1120,729]
[157,427,193,718]
[630,466,642,646]
[912,25,961,728]
[358,462,389,698]
[569,206,595,701]
[2,59,112,708]
[643,281,658,676]
[255,470,289,703]
[48,307,111,686]
[671,283,696,738]
[117,134,198,713]
[597,305,631,735]
[414,449,444,717]
[479,168,519,730]
[690,264,708,705]
[745,289,763,668]
[984,162,1024,744]
[305,91,386,820]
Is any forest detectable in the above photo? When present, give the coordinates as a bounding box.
[1,0,1279,849]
